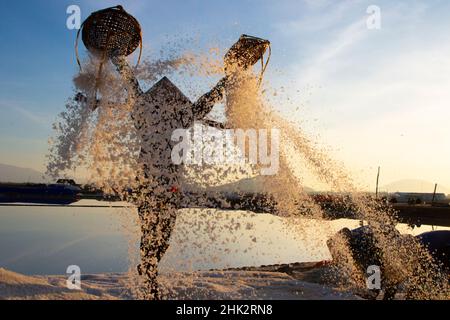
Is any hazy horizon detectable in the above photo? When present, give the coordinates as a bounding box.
[1,162,448,194]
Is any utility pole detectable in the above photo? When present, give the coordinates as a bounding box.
[431,183,437,205]
[375,166,380,199]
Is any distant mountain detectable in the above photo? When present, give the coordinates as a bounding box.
[185,175,314,194]
[0,163,46,183]
[381,179,449,194]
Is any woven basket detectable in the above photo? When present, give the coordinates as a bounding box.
[224,34,270,72]
[224,34,271,86]
[76,5,142,69]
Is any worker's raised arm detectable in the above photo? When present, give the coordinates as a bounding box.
[192,77,227,121]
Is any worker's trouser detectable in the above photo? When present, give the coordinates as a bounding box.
[135,182,180,300]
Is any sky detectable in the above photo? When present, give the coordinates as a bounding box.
[0,0,449,191]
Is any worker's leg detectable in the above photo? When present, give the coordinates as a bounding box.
[136,189,179,300]
[137,206,160,299]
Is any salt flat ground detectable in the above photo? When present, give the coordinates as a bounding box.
[0,267,358,300]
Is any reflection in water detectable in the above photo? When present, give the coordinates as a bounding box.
[0,200,447,275]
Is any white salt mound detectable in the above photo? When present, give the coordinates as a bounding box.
[0,268,358,300]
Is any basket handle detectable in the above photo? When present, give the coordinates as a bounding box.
[136,30,143,68]
[257,44,271,87]
[75,20,85,71]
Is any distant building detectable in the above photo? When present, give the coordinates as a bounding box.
[56,179,79,186]
[389,192,448,204]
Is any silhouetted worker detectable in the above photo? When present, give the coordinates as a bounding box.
[111,54,230,299]
[75,5,270,300]
[416,230,450,272]
[328,226,450,300]
[327,225,405,299]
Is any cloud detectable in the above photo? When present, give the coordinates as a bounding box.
[0,101,49,127]
[293,16,368,88]
[274,1,355,34]
[273,1,450,188]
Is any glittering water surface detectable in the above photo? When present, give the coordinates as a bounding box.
[0,200,445,276]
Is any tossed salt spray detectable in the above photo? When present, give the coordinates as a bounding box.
[47,16,449,299]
